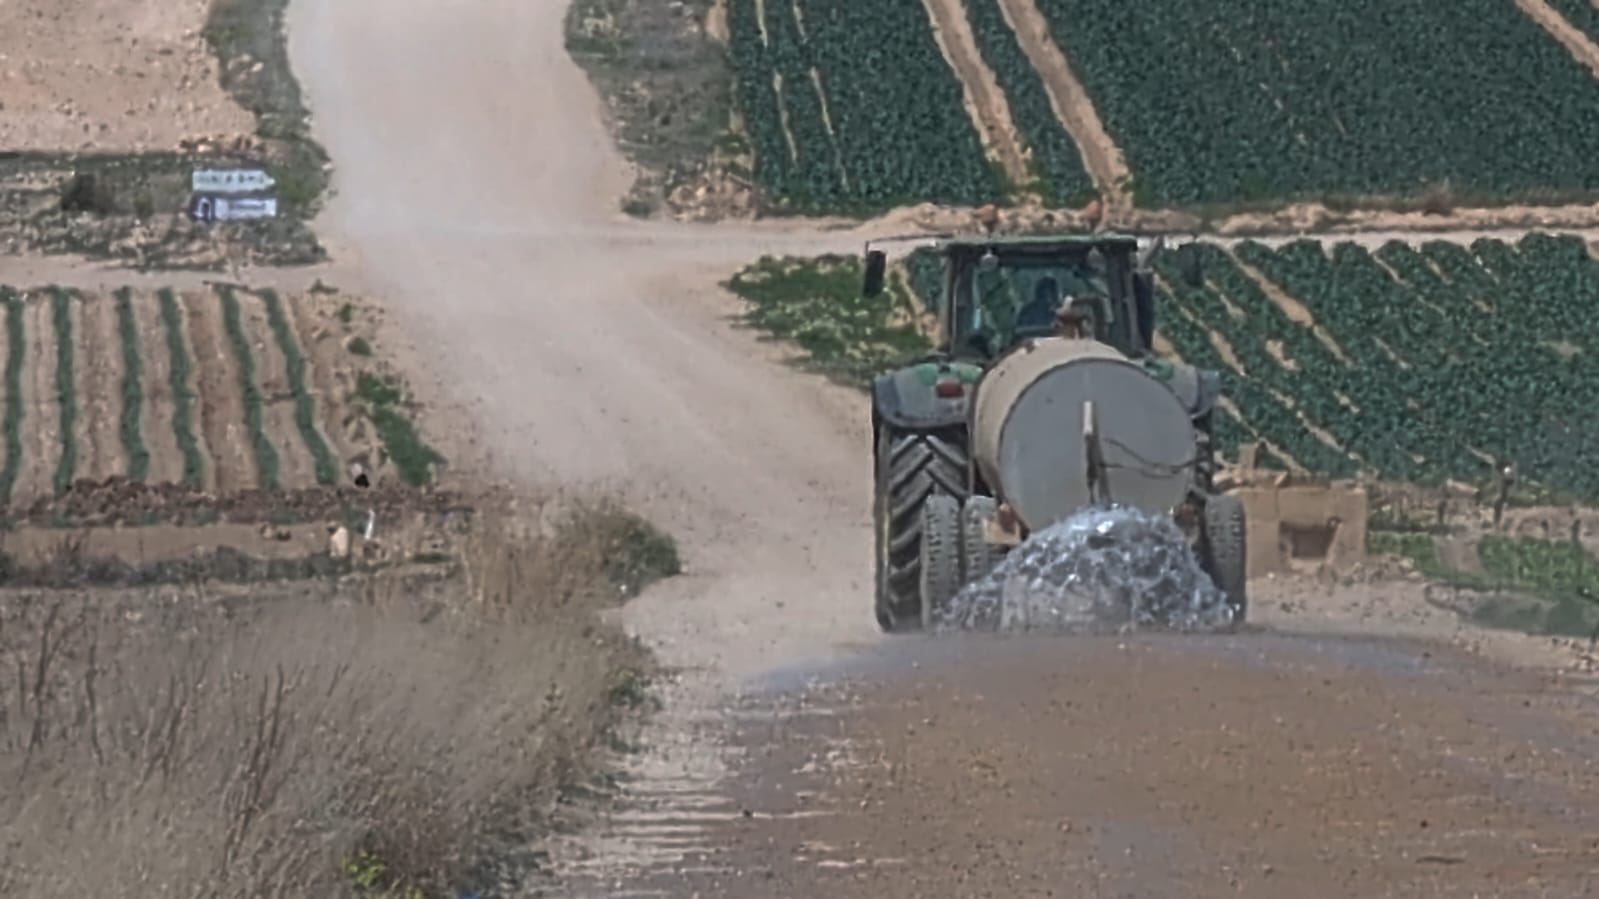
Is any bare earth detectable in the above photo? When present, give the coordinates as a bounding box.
[0,0,253,152]
[3,0,1595,894]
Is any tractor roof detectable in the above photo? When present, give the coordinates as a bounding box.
[937,232,1141,254]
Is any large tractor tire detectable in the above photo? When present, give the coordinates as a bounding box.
[874,424,969,631]
[918,494,963,629]
[1201,493,1248,624]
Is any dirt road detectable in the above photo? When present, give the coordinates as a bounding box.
[281,2,1599,896]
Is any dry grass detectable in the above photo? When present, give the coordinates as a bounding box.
[0,496,669,898]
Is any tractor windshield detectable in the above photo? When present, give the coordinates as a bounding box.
[953,250,1129,357]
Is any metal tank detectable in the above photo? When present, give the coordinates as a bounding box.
[970,337,1197,533]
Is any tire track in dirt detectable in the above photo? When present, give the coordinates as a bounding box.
[14,291,59,507]
[74,292,125,482]
[240,292,316,489]
[130,291,185,486]
[181,290,256,494]
[919,0,1030,186]
[1517,0,1599,78]
[994,0,1130,210]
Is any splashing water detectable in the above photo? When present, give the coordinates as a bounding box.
[936,505,1237,634]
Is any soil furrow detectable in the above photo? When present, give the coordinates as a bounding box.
[75,291,124,481]
[919,0,1030,185]
[994,0,1130,210]
[181,290,256,494]
[281,294,356,472]
[130,291,185,486]
[1517,0,1599,79]
[15,292,59,506]
[241,292,315,488]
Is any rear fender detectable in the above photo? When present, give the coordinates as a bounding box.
[1140,358,1221,418]
[870,360,984,432]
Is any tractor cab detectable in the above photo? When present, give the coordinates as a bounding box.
[862,232,1205,364]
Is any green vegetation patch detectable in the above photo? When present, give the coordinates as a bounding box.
[353,373,443,487]
[260,289,338,485]
[724,254,932,385]
[158,290,206,488]
[217,286,281,490]
[50,288,77,494]
[1150,234,1599,499]
[1368,530,1599,638]
[115,289,151,481]
[203,0,331,218]
[1036,0,1599,208]
[723,0,1003,214]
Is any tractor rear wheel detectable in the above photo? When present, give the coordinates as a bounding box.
[874,424,969,631]
[1201,493,1248,624]
[919,495,963,629]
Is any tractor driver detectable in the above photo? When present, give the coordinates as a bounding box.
[1014,276,1063,333]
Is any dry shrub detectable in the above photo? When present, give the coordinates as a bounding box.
[0,501,665,897]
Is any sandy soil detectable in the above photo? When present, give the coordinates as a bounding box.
[74,293,125,482]
[130,292,189,486]
[1517,0,1599,78]
[920,0,1031,187]
[239,292,316,487]
[993,0,1131,210]
[180,290,257,493]
[0,0,254,152]
[282,292,360,468]
[15,292,61,506]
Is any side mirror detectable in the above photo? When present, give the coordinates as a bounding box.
[863,249,887,297]
[1177,243,1204,288]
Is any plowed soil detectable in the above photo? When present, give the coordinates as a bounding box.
[16,293,61,506]
[180,290,257,494]
[131,293,189,487]
[239,293,316,487]
[74,294,125,482]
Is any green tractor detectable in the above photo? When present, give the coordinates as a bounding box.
[863,230,1248,632]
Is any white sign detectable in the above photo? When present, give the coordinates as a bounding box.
[189,194,279,222]
[192,168,275,193]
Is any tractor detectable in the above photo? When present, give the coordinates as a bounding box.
[864,225,1247,632]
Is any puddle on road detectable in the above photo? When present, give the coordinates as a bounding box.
[937,505,1236,634]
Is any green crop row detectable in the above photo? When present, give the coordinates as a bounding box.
[0,291,21,502]
[961,0,1094,206]
[725,0,1002,213]
[50,288,77,494]
[216,286,280,490]
[115,288,151,481]
[1151,233,1599,499]
[352,372,441,487]
[260,289,338,485]
[1032,0,1599,206]
[158,290,205,489]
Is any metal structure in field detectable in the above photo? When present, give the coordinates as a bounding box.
[863,217,1247,631]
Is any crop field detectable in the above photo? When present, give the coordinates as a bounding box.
[1145,234,1599,499]
[720,0,1599,213]
[0,285,434,516]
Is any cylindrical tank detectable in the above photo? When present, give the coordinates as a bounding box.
[971,338,1196,532]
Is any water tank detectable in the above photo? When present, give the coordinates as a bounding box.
[970,339,1196,531]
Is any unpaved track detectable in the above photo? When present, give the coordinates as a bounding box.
[283,2,1599,895]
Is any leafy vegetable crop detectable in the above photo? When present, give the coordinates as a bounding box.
[725,0,1003,212]
[216,285,281,491]
[961,0,1094,205]
[1154,233,1599,500]
[1032,0,1599,206]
